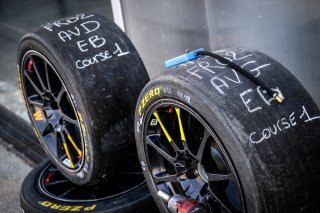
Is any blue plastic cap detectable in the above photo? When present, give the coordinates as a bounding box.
[165,48,204,68]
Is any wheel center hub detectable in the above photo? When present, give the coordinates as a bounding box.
[174,153,199,178]
[186,168,199,179]
[43,92,59,110]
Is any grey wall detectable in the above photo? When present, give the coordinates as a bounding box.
[121,0,320,107]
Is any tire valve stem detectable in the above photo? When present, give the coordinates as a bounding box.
[157,190,208,213]
[274,92,284,103]
[27,60,33,72]
[45,172,53,185]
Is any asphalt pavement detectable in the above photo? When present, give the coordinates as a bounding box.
[0,141,31,213]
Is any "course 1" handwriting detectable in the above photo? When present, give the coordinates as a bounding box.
[75,43,129,69]
[249,105,320,143]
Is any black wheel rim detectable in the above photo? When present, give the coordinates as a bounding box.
[143,99,245,213]
[21,50,84,171]
[38,161,145,202]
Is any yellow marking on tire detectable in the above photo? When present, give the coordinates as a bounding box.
[175,108,186,142]
[138,87,161,116]
[63,142,74,169]
[18,70,29,112]
[67,133,82,157]
[77,111,89,160]
[153,112,172,143]
[33,110,44,121]
[38,201,97,211]
[33,127,42,144]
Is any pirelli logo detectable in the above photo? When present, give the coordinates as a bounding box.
[138,87,161,116]
[38,201,97,211]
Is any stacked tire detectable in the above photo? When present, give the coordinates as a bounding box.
[18,13,156,212]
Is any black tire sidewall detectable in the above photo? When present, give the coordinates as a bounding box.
[20,160,156,213]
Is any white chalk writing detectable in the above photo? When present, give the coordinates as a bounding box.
[240,86,283,113]
[43,14,94,32]
[113,43,130,56]
[250,63,270,77]
[249,106,319,143]
[77,35,106,52]
[58,21,100,42]
[44,14,131,70]
[300,106,320,122]
[76,50,112,69]
[75,43,130,69]
[240,89,262,113]
[184,51,271,96]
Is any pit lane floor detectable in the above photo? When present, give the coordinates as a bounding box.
[0,141,31,213]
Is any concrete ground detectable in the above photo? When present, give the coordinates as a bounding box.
[0,140,32,213]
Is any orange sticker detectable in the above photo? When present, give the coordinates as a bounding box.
[33,110,44,121]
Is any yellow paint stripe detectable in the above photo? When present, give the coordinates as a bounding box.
[67,133,82,157]
[175,108,186,142]
[63,142,74,169]
[153,112,172,143]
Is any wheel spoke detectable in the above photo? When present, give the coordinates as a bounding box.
[209,191,232,213]
[208,188,238,213]
[60,132,75,169]
[153,111,173,143]
[59,186,76,198]
[197,128,210,160]
[30,56,46,91]
[56,86,66,103]
[43,132,58,157]
[63,114,78,126]
[170,140,181,153]
[146,135,175,164]
[153,172,179,183]
[207,172,234,182]
[27,95,44,107]
[153,111,181,153]
[64,128,82,158]
[24,70,43,96]
[45,179,68,187]
[117,183,127,190]
[175,108,186,142]
[44,61,51,91]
